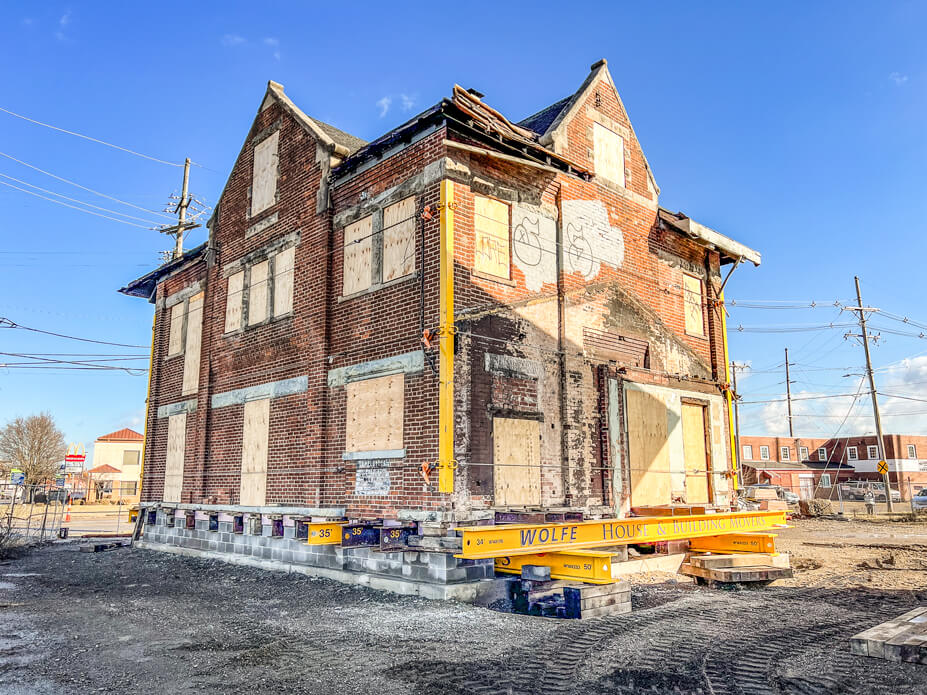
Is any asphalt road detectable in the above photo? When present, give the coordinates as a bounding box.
[1,540,925,694]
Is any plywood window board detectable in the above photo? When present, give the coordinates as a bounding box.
[224,270,244,333]
[382,196,416,283]
[342,215,373,296]
[344,373,403,452]
[593,122,625,187]
[181,292,203,396]
[163,414,186,503]
[683,274,704,336]
[251,130,279,216]
[681,402,711,504]
[625,388,672,507]
[240,398,270,506]
[248,259,270,325]
[167,302,185,356]
[473,195,511,279]
[492,417,541,506]
[273,246,295,317]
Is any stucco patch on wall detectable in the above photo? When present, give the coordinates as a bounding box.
[561,199,624,280]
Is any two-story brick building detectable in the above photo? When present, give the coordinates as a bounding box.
[739,434,927,499]
[121,60,760,592]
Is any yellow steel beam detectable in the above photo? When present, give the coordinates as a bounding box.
[689,532,777,554]
[495,550,618,584]
[139,310,156,502]
[438,179,455,493]
[305,521,347,545]
[456,510,788,559]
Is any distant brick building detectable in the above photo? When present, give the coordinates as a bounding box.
[122,60,760,529]
[739,434,927,499]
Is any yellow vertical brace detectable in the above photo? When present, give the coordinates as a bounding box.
[719,289,738,491]
[139,310,156,501]
[438,180,455,493]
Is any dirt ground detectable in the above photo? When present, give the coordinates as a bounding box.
[1,517,926,694]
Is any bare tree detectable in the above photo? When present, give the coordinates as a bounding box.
[0,413,67,490]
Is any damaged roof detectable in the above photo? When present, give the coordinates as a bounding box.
[312,118,367,155]
[517,96,572,136]
[118,242,207,302]
[659,208,761,266]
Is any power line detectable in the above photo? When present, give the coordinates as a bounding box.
[0,179,154,229]
[0,150,175,220]
[0,105,187,168]
[0,317,148,349]
[0,172,163,225]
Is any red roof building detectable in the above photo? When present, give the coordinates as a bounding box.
[95,428,144,443]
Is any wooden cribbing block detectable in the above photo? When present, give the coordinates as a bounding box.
[690,553,790,570]
[851,608,927,662]
[564,581,631,619]
[681,562,792,584]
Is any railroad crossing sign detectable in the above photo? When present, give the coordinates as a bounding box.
[878,460,889,475]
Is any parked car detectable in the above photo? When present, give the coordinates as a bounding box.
[69,489,87,503]
[912,489,927,512]
[839,480,901,503]
[32,488,67,504]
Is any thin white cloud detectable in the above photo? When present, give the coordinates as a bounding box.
[400,94,416,112]
[222,34,247,47]
[376,96,392,118]
[55,10,71,40]
[889,72,909,86]
[263,37,281,61]
[22,17,33,26]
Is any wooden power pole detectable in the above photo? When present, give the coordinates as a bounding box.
[846,276,893,512]
[784,347,794,438]
[159,158,193,260]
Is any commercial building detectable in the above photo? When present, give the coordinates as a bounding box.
[89,428,144,502]
[121,61,760,592]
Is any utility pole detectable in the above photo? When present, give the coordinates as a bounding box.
[846,276,893,511]
[784,347,794,438]
[159,158,194,260]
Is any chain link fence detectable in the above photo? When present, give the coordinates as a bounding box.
[1,483,69,548]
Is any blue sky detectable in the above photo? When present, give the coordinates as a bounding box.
[1,2,925,465]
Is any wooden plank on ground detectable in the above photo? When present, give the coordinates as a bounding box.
[851,608,927,662]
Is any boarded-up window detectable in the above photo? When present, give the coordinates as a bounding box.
[342,216,373,296]
[248,259,270,325]
[163,414,186,503]
[251,130,279,216]
[168,303,185,356]
[681,403,710,504]
[625,388,672,506]
[224,270,244,333]
[683,274,704,336]
[593,122,625,186]
[493,417,541,506]
[240,398,270,506]
[273,246,295,317]
[181,292,203,395]
[345,373,403,452]
[383,196,416,283]
[474,195,510,279]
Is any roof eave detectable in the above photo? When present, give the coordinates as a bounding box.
[658,208,761,266]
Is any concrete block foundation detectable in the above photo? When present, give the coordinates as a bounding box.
[138,508,501,602]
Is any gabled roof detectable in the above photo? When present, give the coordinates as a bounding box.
[263,81,366,157]
[88,464,121,474]
[527,59,661,197]
[96,428,143,443]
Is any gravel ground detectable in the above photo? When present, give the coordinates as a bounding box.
[1,518,926,694]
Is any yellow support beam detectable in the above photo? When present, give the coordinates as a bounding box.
[305,521,347,545]
[688,532,777,554]
[438,179,455,493]
[456,510,788,560]
[720,288,739,490]
[495,550,618,584]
